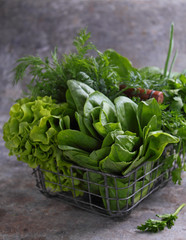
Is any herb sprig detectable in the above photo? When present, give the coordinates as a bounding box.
[137,203,185,232]
[13,28,122,102]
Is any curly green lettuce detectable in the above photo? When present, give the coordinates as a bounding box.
[3,96,70,168]
[3,96,84,195]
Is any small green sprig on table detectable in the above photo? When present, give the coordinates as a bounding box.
[137,203,185,232]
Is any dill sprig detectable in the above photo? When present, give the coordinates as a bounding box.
[13,28,121,102]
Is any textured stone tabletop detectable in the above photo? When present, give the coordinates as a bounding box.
[0,1,186,240]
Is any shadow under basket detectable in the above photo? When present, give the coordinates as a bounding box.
[32,145,184,218]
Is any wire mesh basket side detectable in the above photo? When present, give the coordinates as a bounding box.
[33,144,182,217]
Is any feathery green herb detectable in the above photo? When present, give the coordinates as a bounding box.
[13,28,123,102]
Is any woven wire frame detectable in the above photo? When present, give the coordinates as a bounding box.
[32,144,184,218]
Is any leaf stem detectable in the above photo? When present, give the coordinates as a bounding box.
[173,203,186,216]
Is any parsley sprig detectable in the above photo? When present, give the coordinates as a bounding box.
[137,203,185,232]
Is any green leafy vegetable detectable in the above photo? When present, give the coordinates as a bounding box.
[67,80,95,114]
[57,129,101,152]
[114,96,138,134]
[12,26,186,157]
[3,96,65,168]
[4,25,186,212]
[3,96,84,196]
[99,176,150,211]
[137,98,162,137]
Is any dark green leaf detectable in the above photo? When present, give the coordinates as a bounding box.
[114,96,138,133]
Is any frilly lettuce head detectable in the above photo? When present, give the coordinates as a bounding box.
[3,96,73,168]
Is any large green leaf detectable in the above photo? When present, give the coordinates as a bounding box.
[83,116,100,139]
[90,102,119,137]
[65,89,76,109]
[100,101,117,123]
[67,80,95,114]
[75,112,90,135]
[143,131,179,162]
[104,49,134,78]
[63,150,99,170]
[101,130,124,148]
[63,147,110,170]
[57,129,101,152]
[99,143,136,174]
[137,98,162,137]
[114,134,139,151]
[123,131,179,175]
[114,96,138,133]
[99,156,131,174]
[84,91,115,118]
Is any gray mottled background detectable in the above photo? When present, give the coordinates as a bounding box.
[1,1,186,240]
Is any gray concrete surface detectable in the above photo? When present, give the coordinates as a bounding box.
[1,0,186,239]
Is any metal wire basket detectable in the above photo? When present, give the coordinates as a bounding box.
[33,144,183,218]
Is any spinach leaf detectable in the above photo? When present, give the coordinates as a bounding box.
[93,122,121,138]
[137,98,162,137]
[123,131,179,175]
[84,91,115,118]
[75,112,90,135]
[65,89,76,109]
[67,80,95,114]
[90,103,121,137]
[122,145,145,175]
[99,133,139,174]
[99,143,134,174]
[63,150,99,170]
[57,129,101,152]
[63,147,110,170]
[101,130,125,148]
[83,116,100,139]
[100,101,117,123]
[114,96,139,133]
[142,131,179,162]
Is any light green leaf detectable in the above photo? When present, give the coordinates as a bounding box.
[84,91,115,118]
[137,98,162,136]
